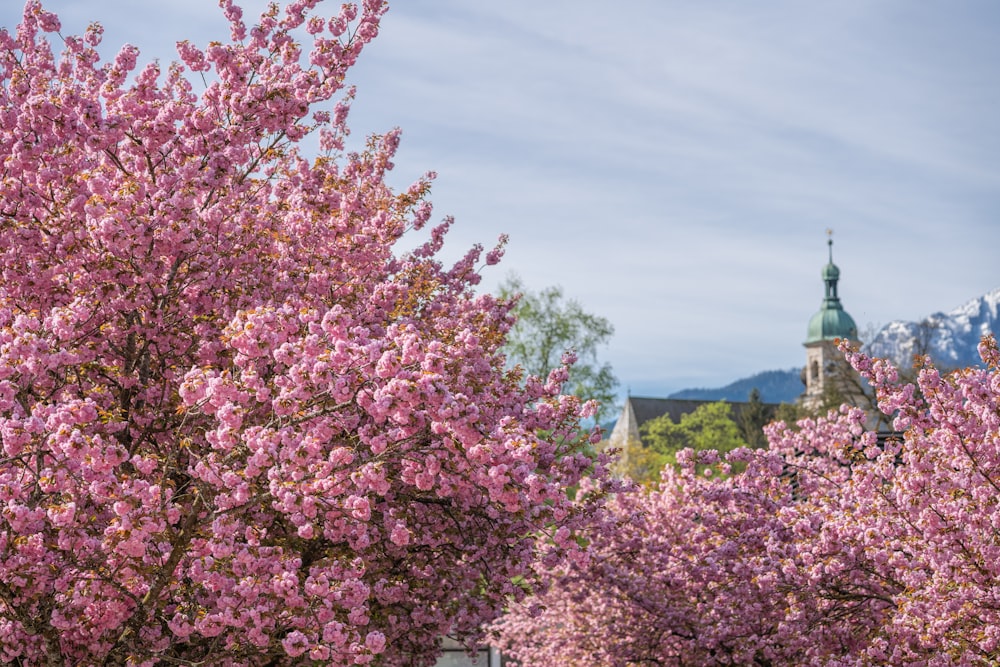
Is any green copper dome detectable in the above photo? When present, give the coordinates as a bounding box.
[807,308,857,343]
[806,239,857,343]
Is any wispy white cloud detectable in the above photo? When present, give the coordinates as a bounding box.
[5,0,1000,397]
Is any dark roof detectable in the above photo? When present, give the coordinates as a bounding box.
[626,396,779,429]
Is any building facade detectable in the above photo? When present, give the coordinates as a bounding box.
[799,238,861,411]
[608,237,870,460]
[434,637,502,667]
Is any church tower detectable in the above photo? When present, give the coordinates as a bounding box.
[800,237,859,410]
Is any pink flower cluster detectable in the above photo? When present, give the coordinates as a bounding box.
[0,2,611,665]
[495,336,1000,666]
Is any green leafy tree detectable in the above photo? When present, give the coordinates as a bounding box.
[738,388,776,449]
[500,275,619,423]
[774,400,806,426]
[641,402,747,477]
[614,435,672,488]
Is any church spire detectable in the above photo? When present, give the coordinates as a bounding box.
[806,232,856,344]
[800,232,866,413]
[823,234,840,302]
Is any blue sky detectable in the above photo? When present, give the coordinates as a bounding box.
[6,1,1000,399]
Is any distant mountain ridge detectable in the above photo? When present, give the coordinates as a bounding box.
[668,368,803,403]
[668,287,1000,404]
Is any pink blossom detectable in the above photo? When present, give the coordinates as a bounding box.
[0,1,608,664]
[389,521,410,546]
[280,631,309,658]
[496,343,1000,666]
[364,631,386,654]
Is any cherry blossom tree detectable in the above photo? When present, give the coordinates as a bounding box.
[0,2,611,665]
[494,336,1000,666]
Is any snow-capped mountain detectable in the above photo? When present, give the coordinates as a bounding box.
[864,287,1000,369]
[659,288,1000,409]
